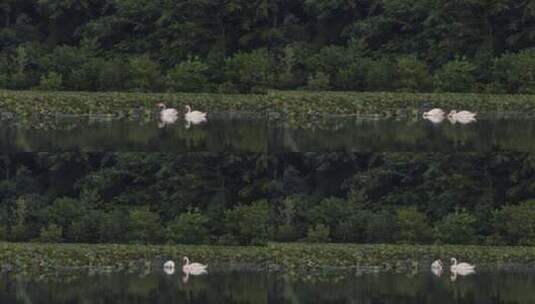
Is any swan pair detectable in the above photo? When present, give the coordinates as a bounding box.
[157,103,207,128]
[431,258,476,280]
[163,256,208,276]
[423,108,477,124]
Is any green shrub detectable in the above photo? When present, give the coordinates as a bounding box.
[305,224,331,243]
[167,209,209,244]
[8,72,35,90]
[39,44,96,89]
[396,206,432,243]
[332,211,369,243]
[128,207,163,244]
[99,59,130,91]
[492,200,535,245]
[306,72,330,91]
[69,58,105,91]
[493,49,535,93]
[0,225,5,240]
[127,55,163,92]
[434,210,477,244]
[99,209,129,243]
[167,56,209,92]
[224,49,273,93]
[70,211,101,243]
[334,59,369,90]
[46,197,82,240]
[275,45,300,89]
[433,58,476,92]
[306,45,351,81]
[307,197,349,232]
[224,200,271,245]
[366,210,398,243]
[275,224,301,242]
[38,72,63,90]
[396,56,431,92]
[366,58,396,91]
[37,224,63,243]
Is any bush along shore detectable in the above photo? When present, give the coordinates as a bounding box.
[3,90,535,121]
[3,242,535,278]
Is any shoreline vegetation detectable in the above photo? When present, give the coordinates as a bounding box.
[3,242,535,276]
[2,90,535,119]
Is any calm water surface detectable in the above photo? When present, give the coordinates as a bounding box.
[3,111,535,303]
[1,269,535,303]
[1,113,535,152]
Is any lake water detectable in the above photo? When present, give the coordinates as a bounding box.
[2,268,535,303]
[3,111,535,303]
[1,113,535,151]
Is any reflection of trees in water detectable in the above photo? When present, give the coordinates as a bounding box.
[0,116,268,152]
[3,116,535,152]
[2,271,535,303]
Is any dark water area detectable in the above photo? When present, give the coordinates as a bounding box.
[2,112,535,303]
[1,113,535,152]
[2,269,535,304]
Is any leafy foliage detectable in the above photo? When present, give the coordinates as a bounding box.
[434,59,477,93]
[435,210,478,245]
[2,1,535,93]
[167,209,209,244]
[0,152,534,246]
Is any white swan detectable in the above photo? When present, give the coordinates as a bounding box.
[423,108,445,117]
[185,105,207,124]
[431,259,443,277]
[157,103,178,127]
[431,259,443,270]
[163,260,175,275]
[448,110,477,124]
[182,256,207,274]
[423,108,445,124]
[450,257,475,272]
[424,114,445,124]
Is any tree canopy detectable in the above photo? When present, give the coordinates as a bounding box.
[2,0,535,92]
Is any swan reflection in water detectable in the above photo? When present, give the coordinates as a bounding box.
[450,268,476,282]
[181,256,208,283]
[184,105,207,129]
[449,257,476,282]
[182,268,208,283]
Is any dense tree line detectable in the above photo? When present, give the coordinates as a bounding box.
[1,152,535,245]
[2,1,535,93]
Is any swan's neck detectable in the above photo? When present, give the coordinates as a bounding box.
[184,257,190,265]
[185,106,191,113]
[452,258,457,266]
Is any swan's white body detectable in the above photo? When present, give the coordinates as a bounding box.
[424,114,445,124]
[163,260,176,275]
[431,260,443,270]
[157,103,178,127]
[423,108,445,124]
[164,260,175,268]
[430,259,443,276]
[450,257,476,272]
[185,105,207,124]
[423,108,445,117]
[182,256,207,274]
[448,110,477,124]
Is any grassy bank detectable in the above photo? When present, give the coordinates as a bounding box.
[3,242,535,275]
[2,90,535,119]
